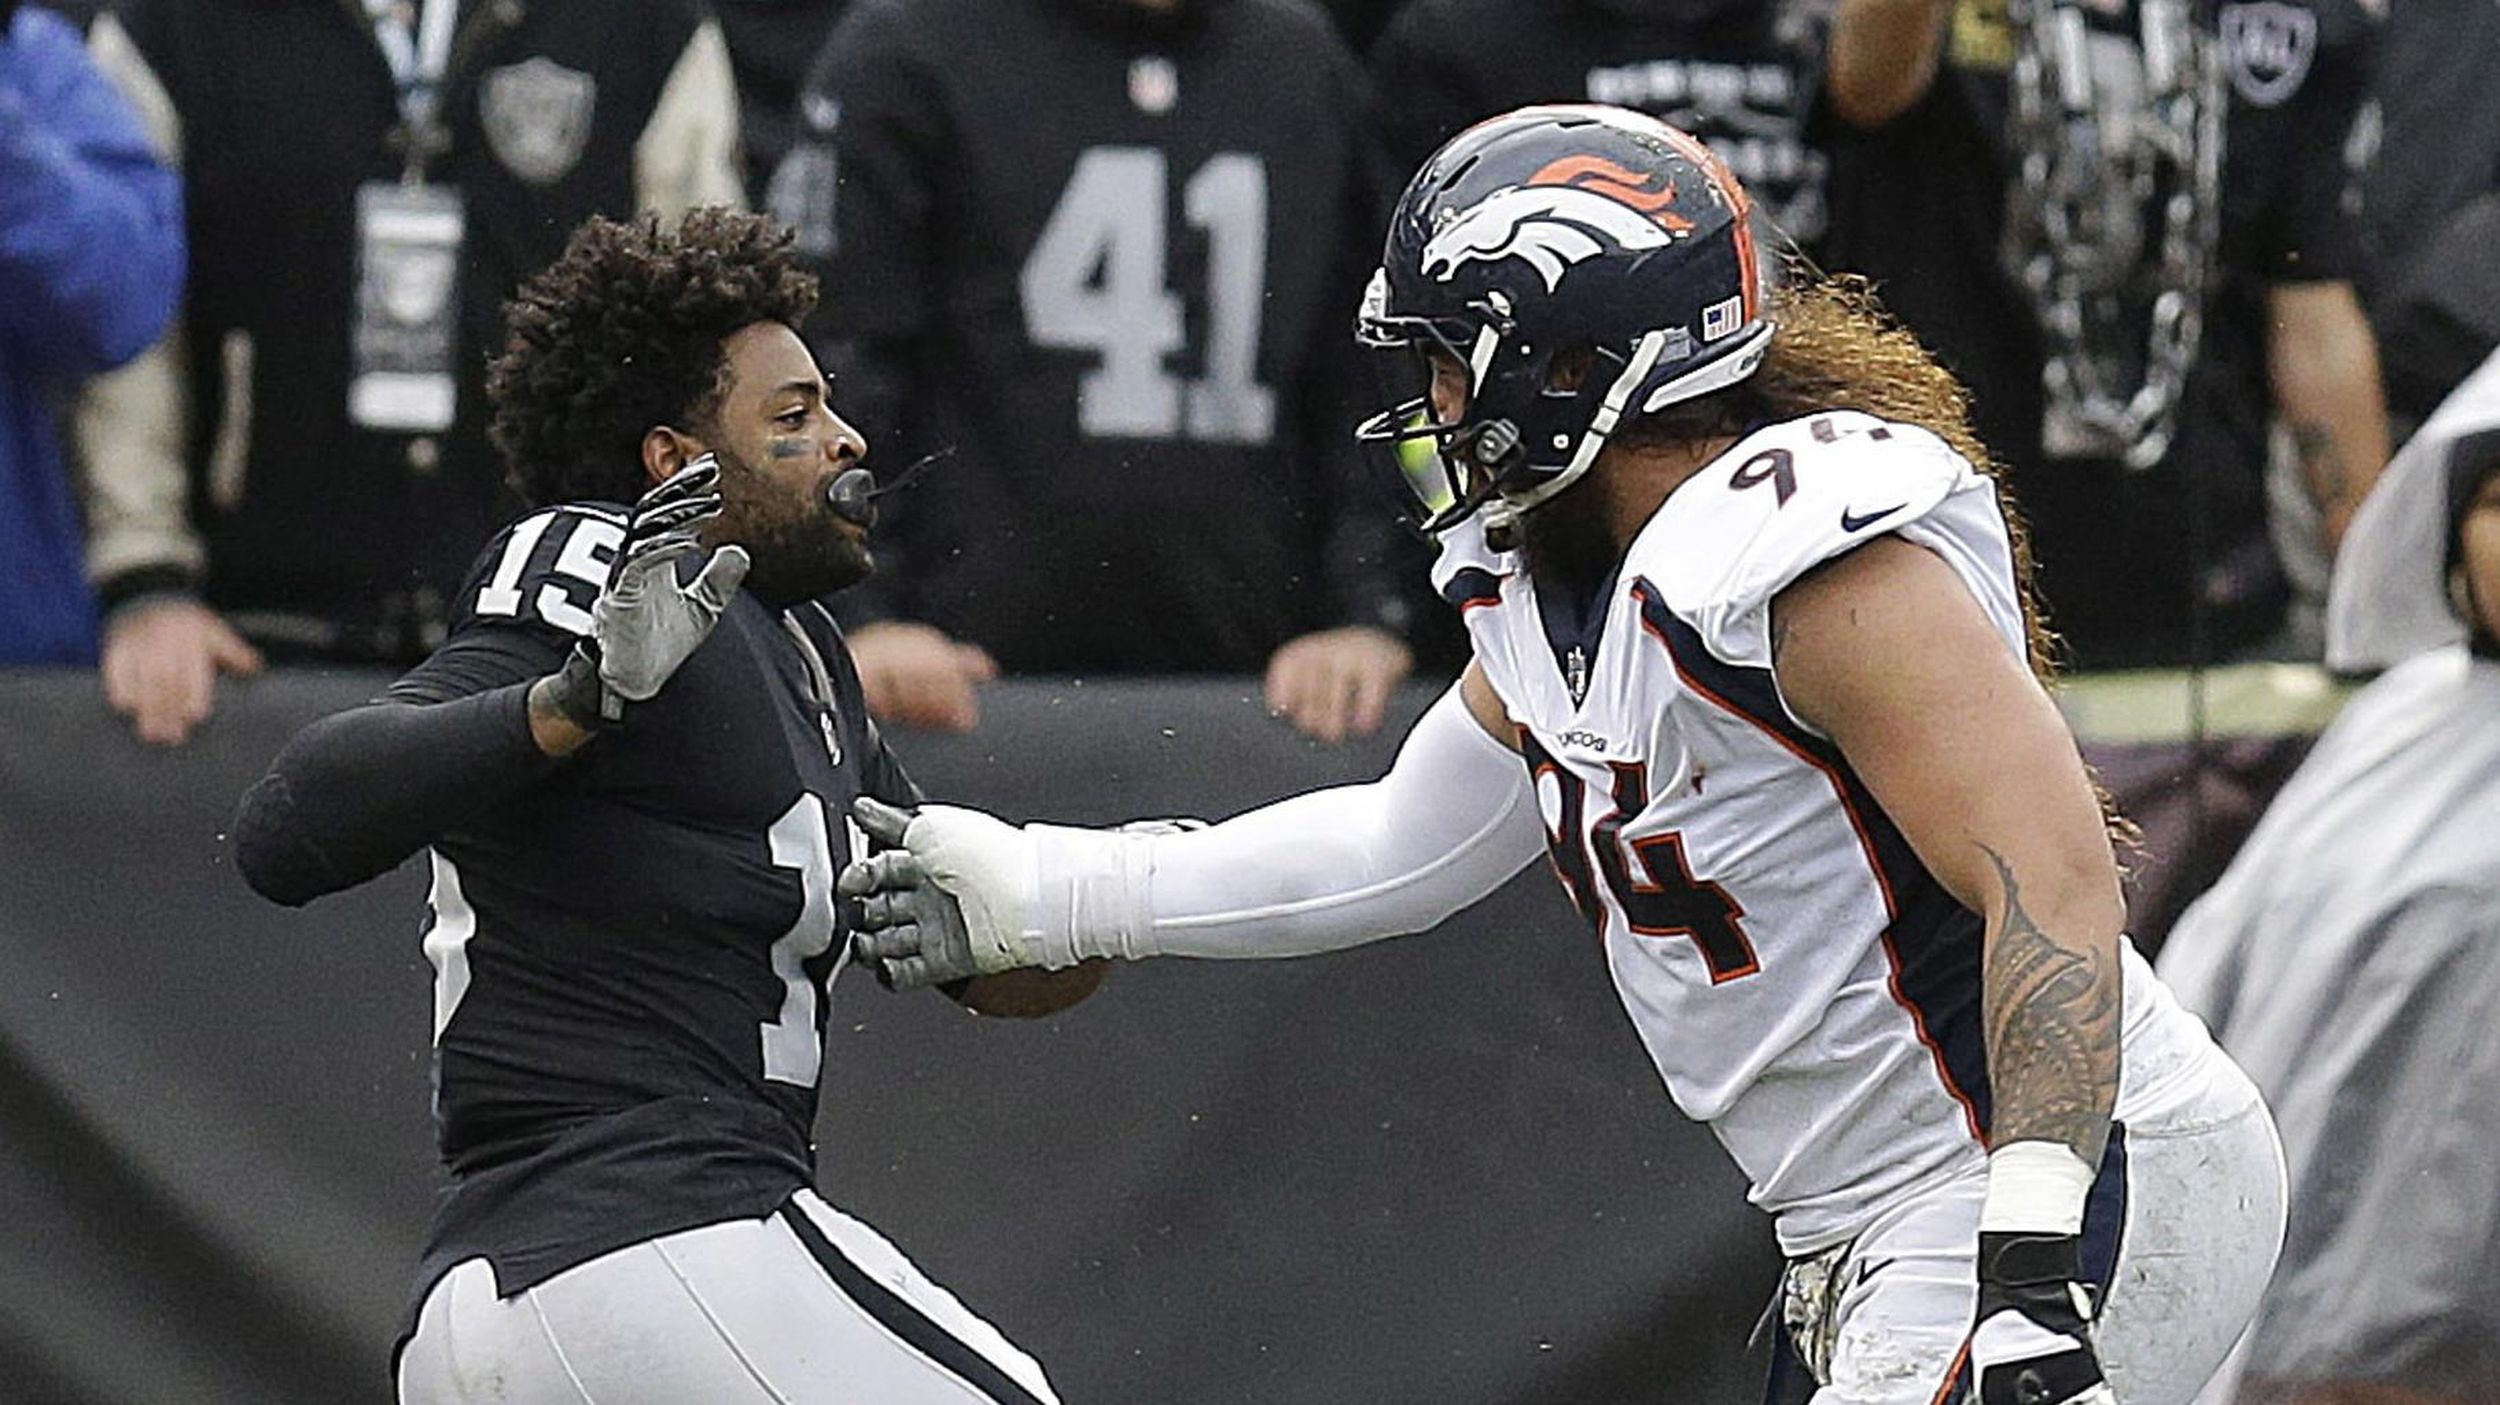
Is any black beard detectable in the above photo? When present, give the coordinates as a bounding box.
[1515,477,1623,614]
[713,447,874,608]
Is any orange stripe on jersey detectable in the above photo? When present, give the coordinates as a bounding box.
[1443,566,1510,614]
[1635,595,1897,916]
[1879,932,1988,1145]
[1930,1341,1972,1405]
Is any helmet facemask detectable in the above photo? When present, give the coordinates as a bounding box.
[1356,277,1546,537]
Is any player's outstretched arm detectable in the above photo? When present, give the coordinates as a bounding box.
[1774,536,2123,1405]
[233,463,746,906]
[842,666,1544,988]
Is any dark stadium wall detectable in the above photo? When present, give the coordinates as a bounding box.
[0,669,2311,1405]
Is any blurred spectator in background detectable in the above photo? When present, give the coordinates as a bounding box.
[0,0,180,666]
[77,0,741,745]
[2348,0,2500,446]
[1820,0,2388,667]
[1314,0,1399,51]
[779,0,1425,740]
[714,0,847,209]
[2158,348,2500,1405]
[1368,0,1832,254]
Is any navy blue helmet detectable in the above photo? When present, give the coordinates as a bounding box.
[1356,104,1774,536]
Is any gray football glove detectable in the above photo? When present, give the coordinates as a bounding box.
[840,796,992,990]
[592,456,749,706]
[547,456,750,729]
[838,797,1190,986]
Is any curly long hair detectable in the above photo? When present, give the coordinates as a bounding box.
[1624,268,2062,683]
[1624,268,2139,848]
[487,208,819,507]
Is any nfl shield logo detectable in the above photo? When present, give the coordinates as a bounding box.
[480,57,597,185]
[1129,56,1178,115]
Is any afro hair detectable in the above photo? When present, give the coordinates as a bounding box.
[486,207,819,507]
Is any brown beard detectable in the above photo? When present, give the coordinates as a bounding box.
[1515,475,1622,615]
[711,444,873,607]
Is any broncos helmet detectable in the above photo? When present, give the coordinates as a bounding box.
[1356,104,1774,537]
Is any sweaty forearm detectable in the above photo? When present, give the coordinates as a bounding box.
[233,685,551,906]
[1978,845,2121,1165]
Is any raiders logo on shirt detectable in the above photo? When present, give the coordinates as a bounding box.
[2220,1,2318,107]
[481,55,597,184]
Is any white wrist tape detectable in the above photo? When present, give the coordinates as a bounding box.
[1979,1139,2097,1236]
[1022,823,1155,967]
[897,803,1061,973]
[1020,685,1547,963]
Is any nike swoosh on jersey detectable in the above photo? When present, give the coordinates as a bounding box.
[1839,503,1907,533]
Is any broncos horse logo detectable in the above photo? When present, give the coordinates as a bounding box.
[1421,156,1699,293]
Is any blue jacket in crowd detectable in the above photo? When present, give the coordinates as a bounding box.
[0,3,182,665]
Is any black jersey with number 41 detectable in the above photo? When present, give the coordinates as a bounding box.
[389,502,918,1309]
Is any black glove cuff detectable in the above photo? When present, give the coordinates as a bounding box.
[1977,1231,2082,1289]
[546,642,624,733]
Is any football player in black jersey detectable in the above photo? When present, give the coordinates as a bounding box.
[233,209,1060,1405]
[778,0,1436,739]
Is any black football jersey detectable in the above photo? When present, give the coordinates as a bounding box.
[784,0,1425,673]
[387,502,917,1306]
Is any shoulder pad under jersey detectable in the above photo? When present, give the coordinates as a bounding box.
[1629,412,1999,668]
[450,504,630,640]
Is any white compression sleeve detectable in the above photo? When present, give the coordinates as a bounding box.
[1023,684,1548,962]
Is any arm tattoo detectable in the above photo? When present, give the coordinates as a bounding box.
[1978,845,2117,1164]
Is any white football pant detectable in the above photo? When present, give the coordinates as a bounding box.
[1780,1054,2286,1405]
[397,1189,1059,1405]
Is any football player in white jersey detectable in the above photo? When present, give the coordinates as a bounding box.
[841,106,2285,1405]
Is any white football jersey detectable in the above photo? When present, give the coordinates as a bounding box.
[1436,411,2218,1254]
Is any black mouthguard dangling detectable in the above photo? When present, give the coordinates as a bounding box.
[824,468,878,529]
[822,447,958,530]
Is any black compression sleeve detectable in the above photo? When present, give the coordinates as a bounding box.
[232,684,554,906]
